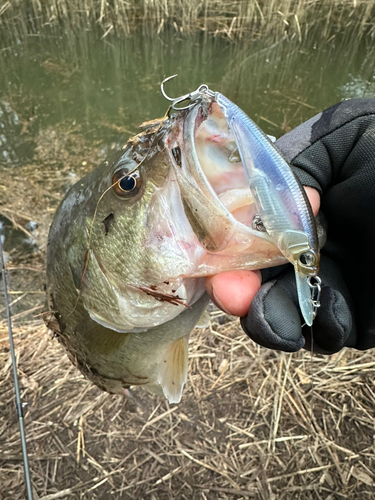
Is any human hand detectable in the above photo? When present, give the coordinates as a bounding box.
[206,98,375,353]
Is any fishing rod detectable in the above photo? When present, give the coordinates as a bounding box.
[0,224,34,500]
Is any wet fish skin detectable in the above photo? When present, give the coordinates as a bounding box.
[44,122,209,404]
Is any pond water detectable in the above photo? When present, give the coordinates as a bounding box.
[1,27,375,168]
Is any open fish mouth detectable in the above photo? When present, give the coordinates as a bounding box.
[165,85,321,326]
[160,100,286,277]
[183,102,259,242]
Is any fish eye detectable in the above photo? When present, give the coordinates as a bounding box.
[119,175,136,192]
[112,169,142,198]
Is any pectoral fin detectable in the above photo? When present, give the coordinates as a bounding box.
[157,335,189,404]
[196,309,210,328]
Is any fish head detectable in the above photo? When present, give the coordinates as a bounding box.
[53,103,287,334]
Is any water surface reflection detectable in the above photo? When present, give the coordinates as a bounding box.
[0,28,374,167]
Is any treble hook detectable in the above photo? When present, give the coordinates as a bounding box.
[161,74,216,110]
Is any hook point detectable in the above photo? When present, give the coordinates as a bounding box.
[161,74,179,101]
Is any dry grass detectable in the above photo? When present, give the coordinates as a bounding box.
[1,307,375,499]
[0,121,375,499]
[1,0,375,42]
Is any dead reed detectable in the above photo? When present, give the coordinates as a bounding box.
[1,301,375,498]
[1,0,375,42]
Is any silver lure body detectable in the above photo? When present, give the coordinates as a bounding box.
[214,92,319,326]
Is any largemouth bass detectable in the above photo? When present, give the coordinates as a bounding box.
[44,87,320,403]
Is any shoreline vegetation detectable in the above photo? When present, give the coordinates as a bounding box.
[1,0,375,43]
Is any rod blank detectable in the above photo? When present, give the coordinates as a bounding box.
[0,225,33,500]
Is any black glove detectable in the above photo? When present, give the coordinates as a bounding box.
[241,98,375,353]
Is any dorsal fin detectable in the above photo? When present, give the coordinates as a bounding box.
[157,335,189,404]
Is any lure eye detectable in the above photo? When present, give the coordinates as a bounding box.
[112,169,142,198]
[298,250,319,276]
[299,251,316,267]
[299,252,315,266]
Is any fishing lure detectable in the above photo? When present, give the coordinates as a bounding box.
[161,75,321,326]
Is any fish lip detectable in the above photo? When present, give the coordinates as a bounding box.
[170,103,267,241]
[186,104,257,219]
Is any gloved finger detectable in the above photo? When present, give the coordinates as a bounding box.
[240,273,305,352]
[302,286,353,353]
[302,254,355,352]
[241,265,354,353]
